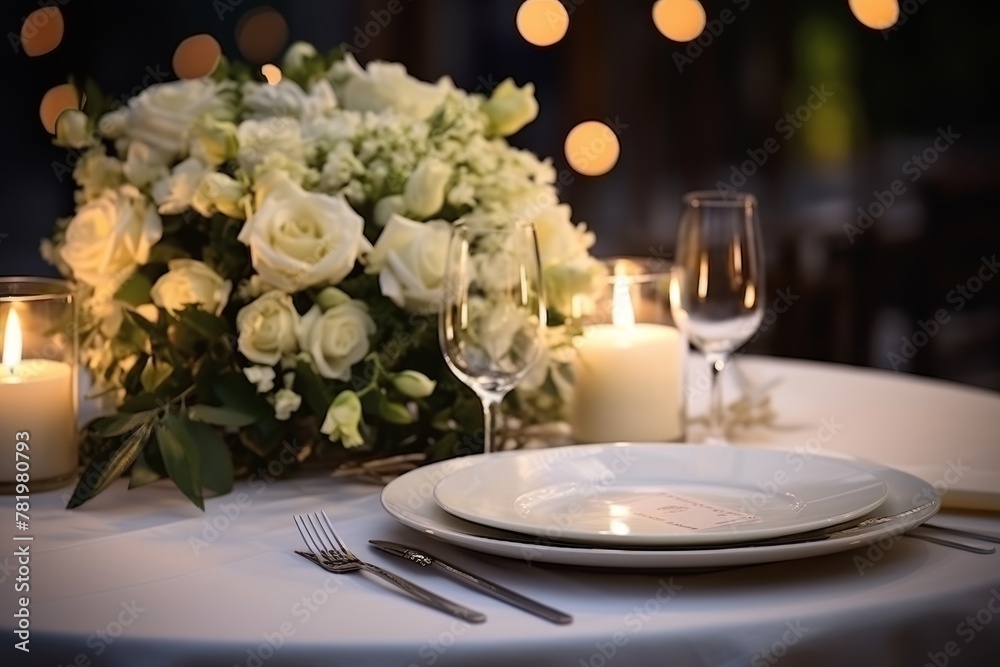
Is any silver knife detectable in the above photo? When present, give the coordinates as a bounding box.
[369,540,573,625]
[294,551,486,623]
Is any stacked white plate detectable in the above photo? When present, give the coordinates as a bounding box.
[380,443,940,568]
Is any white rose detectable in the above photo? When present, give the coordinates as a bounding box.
[242,79,337,120]
[152,158,209,215]
[282,41,319,74]
[243,365,276,393]
[72,147,124,204]
[482,78,539,137]
[298,302,375,381]
[272,388,302,421]
[54,109,94,149]
[60,186,163,287]
[236,117,307,173]
[252,154,319,206]
[333,54,452,121]
[320,390,364,447]
[188,116,238,166]
[391,370,436,399]
[242,80,310,118]
[191,172,247,220]
[150,259,231,315]
[543,257,604,317]
[530,204,596,266]
[122,140,169,188]
[364,214,451,314]
[373,194,406,227]
[236,291,300,366]
[403,157,452,219]
[237,182,371,293]
[123,79,233,161]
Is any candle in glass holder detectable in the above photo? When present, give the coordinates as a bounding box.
[570,262,685,443]
[1,279,78,492]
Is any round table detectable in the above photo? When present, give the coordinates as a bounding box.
[3,356,999,666]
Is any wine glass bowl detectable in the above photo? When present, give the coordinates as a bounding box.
[439,219,546,454]
[669,191,765,443]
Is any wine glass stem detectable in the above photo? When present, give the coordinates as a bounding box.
[480,394,503,454]
[705,352,728,445]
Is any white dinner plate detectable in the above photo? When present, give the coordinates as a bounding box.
[432,444,889,546]
[380,446,939,569]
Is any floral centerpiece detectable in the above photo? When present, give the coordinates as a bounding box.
[45,43,602,509]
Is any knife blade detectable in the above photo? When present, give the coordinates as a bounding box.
[369,540,573,625]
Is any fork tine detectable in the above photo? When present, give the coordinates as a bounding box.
[293,514,325,556]
[319,511,358,561]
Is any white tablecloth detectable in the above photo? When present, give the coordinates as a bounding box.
[2,356,999,666]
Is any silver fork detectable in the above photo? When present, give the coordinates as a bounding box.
[293,512,486,623]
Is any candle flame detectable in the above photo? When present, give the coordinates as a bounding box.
[611,262,636,328]
[3,308,23,370]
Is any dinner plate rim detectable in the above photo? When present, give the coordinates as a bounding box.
[379,443,940,569]
[430,443,890,546]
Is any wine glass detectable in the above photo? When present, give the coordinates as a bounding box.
[439,219,547,454]
[669,191,765,444]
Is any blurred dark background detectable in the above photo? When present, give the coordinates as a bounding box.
[1,0,998,389]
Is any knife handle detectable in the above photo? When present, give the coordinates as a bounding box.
[358,562,488,624]
[432,560,573,625]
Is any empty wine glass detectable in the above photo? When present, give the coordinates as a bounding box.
[669,191,765,444]
[439,219,546,454]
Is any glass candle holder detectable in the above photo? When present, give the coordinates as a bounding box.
[569,258,686,444]
[0,278,78,493]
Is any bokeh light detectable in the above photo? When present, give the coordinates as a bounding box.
[261,64,282,85]
[652,0,707,43]
[173,34,222,79]
[236,7,290,64]
[848,0,900,30]
[516,0,570,48]
[565,121,620,176]
[40,84,80,134]
[20,7,64,57]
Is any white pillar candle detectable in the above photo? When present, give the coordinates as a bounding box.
[570,323,685,443]
[0,310,77,484]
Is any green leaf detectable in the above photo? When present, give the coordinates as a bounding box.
[128,446,164,489]
[295,360,334,415]
[124,309,161,337]
[239,416,286,457]
[178,308,228,339]
[147,242,190,265]
[188,404,257,428]
[118,393,163,413]
[97,410,159,438]
[114,273,153,307]
[123,353,150,395]
[187,421,234,495]
[212,372,271,415]
[67,422,153,509]
[155,415,204,510]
